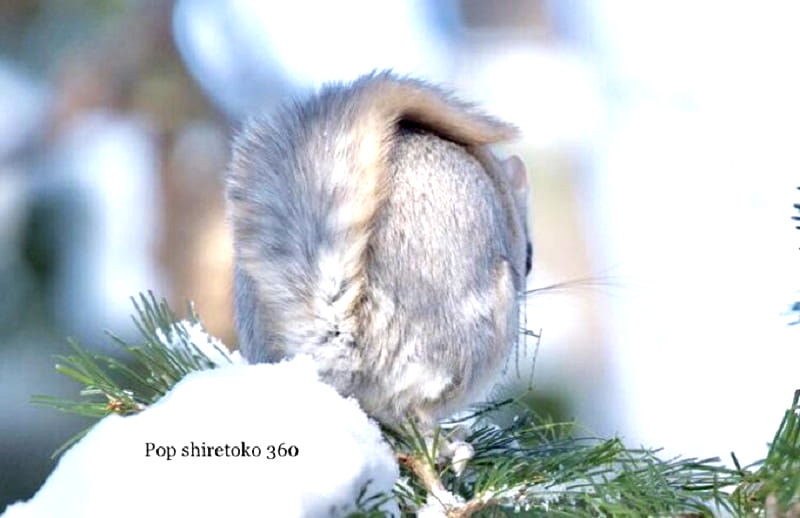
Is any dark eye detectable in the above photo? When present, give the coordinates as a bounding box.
[525,241,532,276]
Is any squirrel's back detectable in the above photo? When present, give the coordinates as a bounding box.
[227,72,528,425]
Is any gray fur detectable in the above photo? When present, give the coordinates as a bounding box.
[227,72,529,427]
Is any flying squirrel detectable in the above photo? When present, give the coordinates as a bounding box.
[227,71,530,427]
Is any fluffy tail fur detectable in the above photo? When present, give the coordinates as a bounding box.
[227,71,518,357]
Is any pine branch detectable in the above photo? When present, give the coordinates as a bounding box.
[34,294,800,516]
[384,405,743,517]
[31,292,226,452]
[730,390,800,516]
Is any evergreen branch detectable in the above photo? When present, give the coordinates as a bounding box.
[731,390,800,516]
[32,292,223,443]
[33,294,800,516]
[385,404,744,516]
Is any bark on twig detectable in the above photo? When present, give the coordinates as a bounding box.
[397,452,492,518]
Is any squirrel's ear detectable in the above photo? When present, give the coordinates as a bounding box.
[503,155,529,210]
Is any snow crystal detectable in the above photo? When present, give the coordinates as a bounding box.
[3,355,398,518]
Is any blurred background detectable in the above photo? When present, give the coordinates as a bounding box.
[1,0,798,509]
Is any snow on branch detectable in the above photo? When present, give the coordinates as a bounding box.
[6,356,398,518]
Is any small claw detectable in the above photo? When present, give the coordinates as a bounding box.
[449,440,475,476]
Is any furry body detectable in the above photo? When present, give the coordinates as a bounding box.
[227,72,529,426]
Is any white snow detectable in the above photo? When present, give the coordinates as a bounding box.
[157,320,245,366]
[3,355,399,518]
